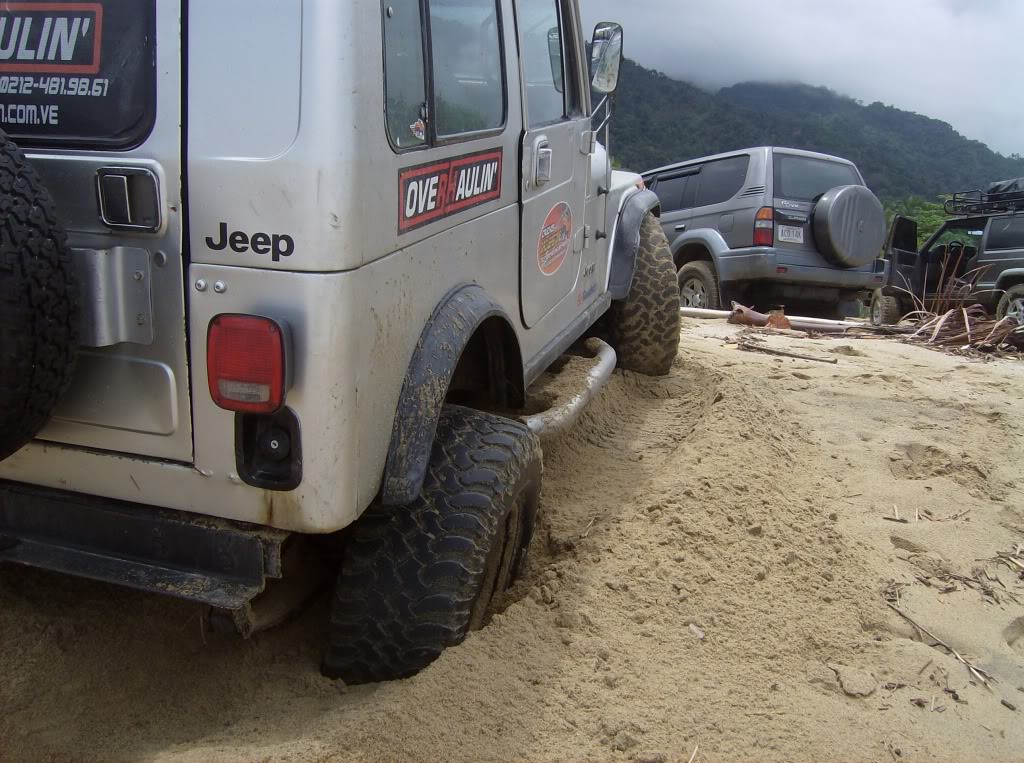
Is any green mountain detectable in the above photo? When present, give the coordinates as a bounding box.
[609,60,1024,201]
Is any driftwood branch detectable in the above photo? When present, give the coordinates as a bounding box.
[737,339,838,364]
[886,603,994,687]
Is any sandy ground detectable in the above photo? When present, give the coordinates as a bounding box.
[2,320,1023,763]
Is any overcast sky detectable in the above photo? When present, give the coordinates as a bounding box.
[582,0,1024,157]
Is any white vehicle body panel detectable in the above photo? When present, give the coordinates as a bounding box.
[0,0,638,534]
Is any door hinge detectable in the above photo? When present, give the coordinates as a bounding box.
[580,131,598,155]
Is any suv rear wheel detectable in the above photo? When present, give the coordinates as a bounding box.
[997,284,1024,326]
[322,405,542,685]
[870,291,902,326]
[678,260,721,311]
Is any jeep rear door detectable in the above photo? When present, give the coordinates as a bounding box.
[0,0,193,463]
[517,0,590,327]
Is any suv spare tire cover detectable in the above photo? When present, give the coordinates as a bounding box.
[0,130,79,462]
[812,185,886,268]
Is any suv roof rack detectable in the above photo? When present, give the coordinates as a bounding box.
[945,179,1024,217]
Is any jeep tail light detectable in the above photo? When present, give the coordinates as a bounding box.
[207,315,286,414]
[754,207,774,247]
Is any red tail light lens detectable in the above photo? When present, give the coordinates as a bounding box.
[207,315,286,414]
[754,207,774,247]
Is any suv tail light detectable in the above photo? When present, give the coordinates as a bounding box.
[754,207,775,247]
[207,315,287,414]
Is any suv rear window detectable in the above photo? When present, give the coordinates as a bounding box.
[0,0,156,149]
[987,216,1024,250]
[773,154,860,202]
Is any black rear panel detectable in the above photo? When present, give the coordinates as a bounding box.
[0,0,156,149]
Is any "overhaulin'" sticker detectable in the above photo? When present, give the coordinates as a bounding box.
[537,202,573,276]
[0,3,103,75]
[398,148,503,234]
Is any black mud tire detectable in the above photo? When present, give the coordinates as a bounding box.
[322,405,543,685]
[0,130,78,462]
[607,213,681,376]
[678,260,722,311]
[870,291,902,326]
[996,284,1024,326]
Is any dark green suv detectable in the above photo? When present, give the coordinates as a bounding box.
[873,179,1024,325]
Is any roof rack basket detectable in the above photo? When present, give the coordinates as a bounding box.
[945,180,1024,216]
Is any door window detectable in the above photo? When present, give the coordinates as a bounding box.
[518,0,575,127]
[987,216,1024,250]
[383,1,428,150]
[382,0,506,151]
[429,0,505,137]
[694,156,750,207]
[653,175,689,213]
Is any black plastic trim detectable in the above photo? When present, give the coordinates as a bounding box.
[379,284,522,506]
[0,480,287,609]
[608,188,661,300]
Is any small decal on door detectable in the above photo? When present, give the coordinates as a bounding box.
[398,148,503,234]
[537,202,572,276]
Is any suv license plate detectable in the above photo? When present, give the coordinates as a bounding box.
[778,225,804,244]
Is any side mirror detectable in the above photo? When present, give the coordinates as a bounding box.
[590,22,623,95]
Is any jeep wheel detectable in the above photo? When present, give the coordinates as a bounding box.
[0,130,79,462]
[996,284,1024,326]
[678,260,721,311]
[870,291,902,326]
[322,405,542,684]
[606,213,681,376]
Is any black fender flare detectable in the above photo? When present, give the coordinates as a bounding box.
[379,285,523,507]
[608,188,661,300]
[995,268,1024,292]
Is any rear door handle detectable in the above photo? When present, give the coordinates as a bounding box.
[675,224,687,232]
[534,138,552,187]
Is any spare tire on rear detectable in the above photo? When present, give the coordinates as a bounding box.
[0,129,79,461]
[812,185,886,268]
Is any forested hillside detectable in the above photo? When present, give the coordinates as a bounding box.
[609,60,1024,201]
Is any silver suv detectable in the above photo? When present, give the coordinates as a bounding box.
[0,0,680,685]
[643,147,889,316]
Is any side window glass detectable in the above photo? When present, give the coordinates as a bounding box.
[653,175,688,213]
[383,1,428,150]
[519,0,566,127]
[429,0,505,137]
[680,172,699,210]
[987,216,1024,250]
[695,156,750,207]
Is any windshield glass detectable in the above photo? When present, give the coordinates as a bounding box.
[773,154,861,202]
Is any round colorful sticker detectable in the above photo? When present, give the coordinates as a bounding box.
[537,202,573,276]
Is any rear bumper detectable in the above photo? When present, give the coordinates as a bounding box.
[0,480,288,609]
[717,248,888,290]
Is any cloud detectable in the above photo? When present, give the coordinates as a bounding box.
[581,0,1024,157]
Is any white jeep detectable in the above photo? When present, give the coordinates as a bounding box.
[0,0,680,683]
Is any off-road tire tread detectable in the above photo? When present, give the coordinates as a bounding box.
[996,284,1024,323]
[608,213,681,376]
[872,292,902,326]
[322,405,542,685]
[678,260,722,311]
[0,129,78,461]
